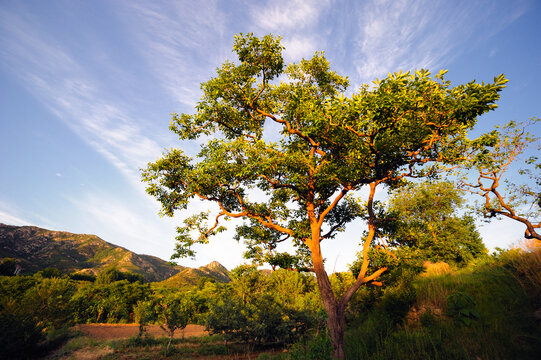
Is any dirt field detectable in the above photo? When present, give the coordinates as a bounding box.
[75,323,208,340]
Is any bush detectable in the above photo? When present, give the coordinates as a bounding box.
[24,277,76,329]
[0,309,45,359]
[206,293,314,345]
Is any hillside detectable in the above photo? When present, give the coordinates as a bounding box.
[160,260,231,287]
[0,223,184,282]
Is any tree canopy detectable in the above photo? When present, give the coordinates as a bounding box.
[142,33,507,358]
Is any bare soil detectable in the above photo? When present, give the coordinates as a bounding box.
[74,323,208,340]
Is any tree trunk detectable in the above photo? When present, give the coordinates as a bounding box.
[311,242,346,359]
[326,301,346,359]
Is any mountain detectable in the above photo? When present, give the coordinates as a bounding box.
[0,223,186,282]
[160,261,231,287]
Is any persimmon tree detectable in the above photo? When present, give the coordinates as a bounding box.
[461,119,540,241]
[142,33,507,358]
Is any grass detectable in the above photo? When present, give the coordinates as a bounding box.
[51,332,283,360]
[343,247,541,360]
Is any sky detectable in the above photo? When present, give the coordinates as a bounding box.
[0,0,540,272]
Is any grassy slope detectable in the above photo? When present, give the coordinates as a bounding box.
[345,247,541,360]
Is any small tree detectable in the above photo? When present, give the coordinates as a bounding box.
[383,181,487,266]
[156,293,195,351]
[142,33,507,358]
[461,119,540,241]
[0,258,17,276]
[133,300,155,338]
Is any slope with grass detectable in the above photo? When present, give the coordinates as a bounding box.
[344,244,541,360]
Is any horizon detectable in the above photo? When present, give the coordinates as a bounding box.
[1,0,540,272]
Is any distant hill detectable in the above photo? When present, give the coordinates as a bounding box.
[160,261,231,287]
[0,224,228,283]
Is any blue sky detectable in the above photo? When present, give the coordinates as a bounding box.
[0,0,539,272]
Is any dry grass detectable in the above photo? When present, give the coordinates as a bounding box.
[421,261,453,277]
[509,239,541,302]
[58,346,114,360]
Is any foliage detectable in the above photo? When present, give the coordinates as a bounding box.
[0,258,17,276]
[446,292,480,326]
[69,272,97,282]
[0,276,76,358]
[385,181,487,266]
[288,333,332,360]
[342,253,541,360]
[155,292,196,350]
[71,280,151,323]
[205,268,318,345]
[96,266,145,285]
[133,300,155,337]
[0,304,45,359]
[0,275,37,300]
[36,267,62,278]
[24,277,76,330]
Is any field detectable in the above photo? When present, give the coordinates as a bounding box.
[75,324,207,340]
[50,324,285,360]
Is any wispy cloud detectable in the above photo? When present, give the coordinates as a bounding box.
[0,6,162,189]
[127,0,230,107]
[249,0,331,61]
[0,201,32,226]
[352,0,529,83]
[64,193,172,252]
[254,0,325,31]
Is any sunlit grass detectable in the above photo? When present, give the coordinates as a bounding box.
[343,249,541,360]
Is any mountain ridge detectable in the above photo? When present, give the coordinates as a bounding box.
[0,223,229,283]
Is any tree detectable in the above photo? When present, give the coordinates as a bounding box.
[383,181,487,266]
[156,293,195,351]
[461,119,540,241]
[142,33,507,358]
[95,267,145,285]
[0,258,17,276]
[133,300,155,338]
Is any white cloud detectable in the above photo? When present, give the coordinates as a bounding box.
[282,36,317,60]
[248,0,331,63]
[127,0,230,107]
[0,207,31,226]
[352,0,528,84]
[254,0,326,31]
[0,8,162,191]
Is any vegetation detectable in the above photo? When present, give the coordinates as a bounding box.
[0,239,539,359]
[1,243,538,359]
[351,181,488,281]
[1,31,539,360]
[142,33,508,358]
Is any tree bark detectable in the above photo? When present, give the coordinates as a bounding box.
[311,239,346,359]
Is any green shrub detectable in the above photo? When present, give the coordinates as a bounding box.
[0,309,44,359]
[445,292,480,326]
